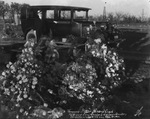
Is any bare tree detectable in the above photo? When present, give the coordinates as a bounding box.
[10,2,21,21]
[115,12,123,23]
[107,12,114,22]
[0,1,10,20]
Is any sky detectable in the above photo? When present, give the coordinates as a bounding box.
[3,0,150,17]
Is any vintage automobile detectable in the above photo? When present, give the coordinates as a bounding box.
[20,5,122,46]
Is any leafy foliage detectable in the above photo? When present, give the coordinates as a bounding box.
[0,1,10,19]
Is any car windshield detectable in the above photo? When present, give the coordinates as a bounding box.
[46,10,54,19]
[74,10,87,19]
[60,10,71,19]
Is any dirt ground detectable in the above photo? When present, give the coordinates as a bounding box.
[117,29,150,119]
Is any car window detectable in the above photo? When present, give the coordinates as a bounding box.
[60,10,71,19]
[46,10,54,19]
[74,10,86,19]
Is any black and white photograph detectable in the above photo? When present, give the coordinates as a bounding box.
[0,0,150,119]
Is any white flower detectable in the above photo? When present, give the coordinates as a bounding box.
[16,115,19,119]
[96,88,103,94]
[22,49,25,53]
[22,75,26,80]
[103,49,107,56]
[10,65,15,70]
[15,103,20,107]
[85,64,92,69]
[28,58,33,61]
[110,68,115,73]
[21,68,26,72]
[19,80,22,84]
[87,90,93,95]
[48,89,53,94]
[10,87,15,92]
[31,42,34,47]
[17,95,23,102]
[26,54,29,57]
[106,73,111,77]
[96,52,101,57]
[94,38,101,44]
[42,111,47,116]
[23,90,27,94]
[32,85,35,89]
[78,94,84,100]
[81,73,86,78]
[24,48,27,52]
[112,73,116,77]
[9,62,12,65]
[15,84,19,88]
[24,59,27,62]
[23,94,28,98]
[100,97,105,102]
[101,44,107,49]
[88,76,93,81]
[35,64,38,67]
[4,88,10,95]
[83,88,86,92]
[20,108,24,113]
[114,82,117,86]
[43,103,48,107]
[31,70,35,73]
[24,41,29,47]
[2,72,6,77]
[29,97,32,100]
[23,78,28,83]
[28,48,32,52]
[69,76,74,80]
[19,90,22,94]
[113,52,117,56]
[33,77,37,81]
[6,63,11,68]
[30,51,33,55]
[32,81,37,85]
[0,76,4,80]
[10,69,15,73]
[69,85,73,89]
[112,56,116,62]
[24,111,29,116]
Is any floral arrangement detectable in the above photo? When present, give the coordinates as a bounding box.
[0,35,126,119]
[61,37,125,112]
[0,38,65,119]
[85,37,125,87]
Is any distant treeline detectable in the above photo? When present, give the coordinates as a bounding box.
[90,12,150,24]
[0,1,29,23]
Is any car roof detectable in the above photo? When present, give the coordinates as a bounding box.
[30,5,91,11]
